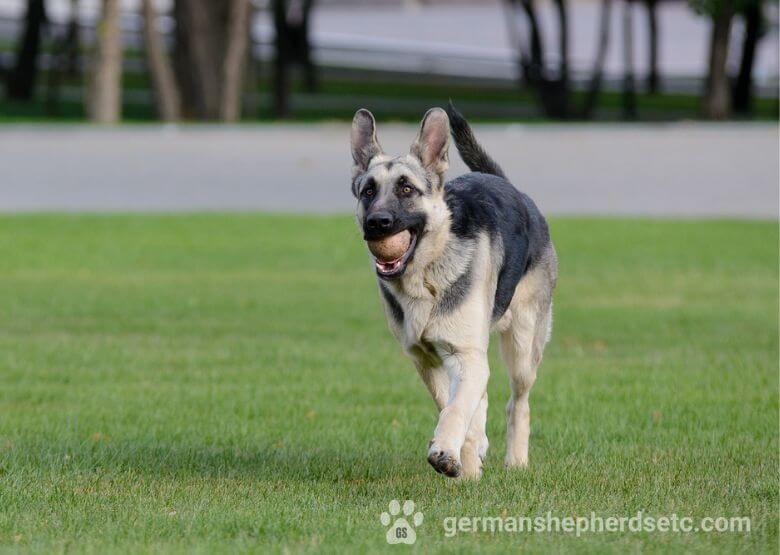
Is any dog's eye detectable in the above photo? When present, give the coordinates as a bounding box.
[397,177,414,196]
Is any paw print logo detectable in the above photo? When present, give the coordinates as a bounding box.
[380,499,423,545]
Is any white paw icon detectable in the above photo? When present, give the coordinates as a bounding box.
[380,499,424,545]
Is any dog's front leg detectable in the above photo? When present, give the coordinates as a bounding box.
[427,348,489,479]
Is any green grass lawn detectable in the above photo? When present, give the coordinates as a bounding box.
[0,215,777,554]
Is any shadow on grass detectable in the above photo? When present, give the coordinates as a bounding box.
[4,437,417,483]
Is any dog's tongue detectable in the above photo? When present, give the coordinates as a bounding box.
[367,230,411,263]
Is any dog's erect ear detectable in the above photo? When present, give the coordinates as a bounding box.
[410,107,450,175]
[351,109,382,172]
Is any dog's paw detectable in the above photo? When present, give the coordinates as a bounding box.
[459,451,483,480]
[427,448,462,478]
[477,435,489,462]
[504,454,529,469]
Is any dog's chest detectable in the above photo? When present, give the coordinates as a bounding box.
[386,283,457,353]
[397,295,434,348]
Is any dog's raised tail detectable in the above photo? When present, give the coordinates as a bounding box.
[446,101,507,180]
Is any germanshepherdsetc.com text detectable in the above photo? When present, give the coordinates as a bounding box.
[442,512,751,538]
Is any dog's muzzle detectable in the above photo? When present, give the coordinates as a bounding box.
[362,212,425,280]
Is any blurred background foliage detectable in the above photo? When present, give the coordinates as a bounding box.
[0,0,777,123]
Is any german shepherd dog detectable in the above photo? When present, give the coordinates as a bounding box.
[350,104,557,479]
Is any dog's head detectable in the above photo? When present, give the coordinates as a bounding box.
[350,108,451,280]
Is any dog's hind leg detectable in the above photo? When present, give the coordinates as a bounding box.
[500,290,552,468]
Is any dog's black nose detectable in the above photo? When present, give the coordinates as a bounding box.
[366,211,394,231]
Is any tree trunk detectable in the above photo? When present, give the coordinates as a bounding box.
[244,32,259,119]
[273,0,292,118]
[44,0,79,115]
[581,0,612,118]
[502,0,530,85]
[553,0,569,85]
[299,0,317,92]
[622,0,638,119]
[703,6,734,119]
[271,0,318,117]
[505,0,569,118]
[645,0,659,93]
[45,27,67,116]
[87,0,123,123]
[733,2,761,114]
[520,0,545,82]
[220,0,250,122]
[141,0,181,121]
[523,0,569,118]
[543,0,570,118]
[174,0,229,120]
[65,0,81,77]
[7,0,46,100]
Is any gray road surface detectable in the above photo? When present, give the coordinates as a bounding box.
[0,124,777,218]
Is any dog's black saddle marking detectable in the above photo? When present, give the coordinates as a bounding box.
[444,173,550,322]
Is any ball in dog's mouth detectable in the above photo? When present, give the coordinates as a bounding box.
[367,229,415,275]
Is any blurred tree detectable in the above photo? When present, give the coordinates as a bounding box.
[44,0,79,116]
[86,0,122,123]
[581,0,613,117]
[6,0,47,100]
[507,0,639,119]
[622,0,638,118]
[221,0,251,121]
[173,0,250,120]
[141,0,180,121]
[692,0,769,118]
[554,0,569,87]
[644,0,660,92]
[732,0,764,113]
[64,0,80,78]
[691,0,735,118]
[705,4,734,119]
[273,0,317,118]
[504,0,570,118]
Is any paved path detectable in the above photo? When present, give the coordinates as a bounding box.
[0,124,777,218]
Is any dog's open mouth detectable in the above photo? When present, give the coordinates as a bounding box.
[367,229,418,278]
